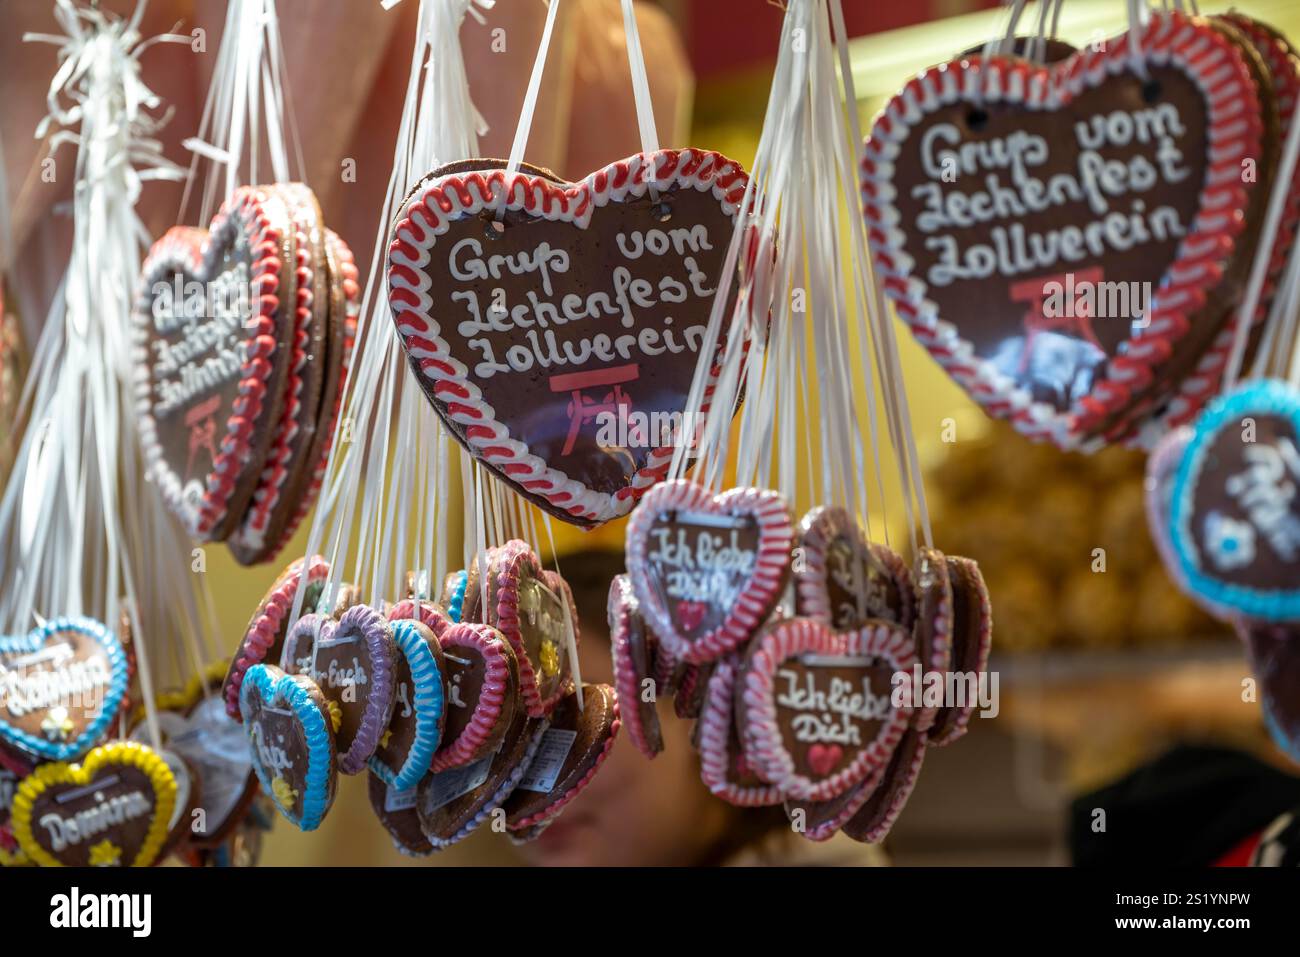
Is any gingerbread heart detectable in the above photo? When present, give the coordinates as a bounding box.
[794,506,915,630]
[134,187,296,539]
[239,664,337,831]
[911,547,955,733]
[387,150,748,527]
[368,618,447,790]
[431,622,519,772]
[366,770,433,857]
[282,606,398,774]
[487,541,575,717]
[0,616,129,762]
[503,683,620,834]
[626,480,793,664]
[840,727,929,844]
[737,617,914,801]
[11,740,177,867]
[698,654,782,807]
[862,11,1262,446]
[608,574,663,759]
[928,555,993,747]
[1169,379,1300,620]
[223,554,330,720]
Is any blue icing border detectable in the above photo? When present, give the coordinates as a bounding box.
[1170,379,1300,621]
[240,664,334,832]
[368,619,446,790]
[0,616,128,762]
[446,570,468,623]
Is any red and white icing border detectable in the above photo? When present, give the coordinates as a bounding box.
[133,188,290,538]
[607,575,662,759]
[387,150,749,525]
[740,618,915,802]
[626,480,793,665]
[861,11,1261,447]
[699,654,782,807]
[280,230,360,547]
[844,729,928,844]
[429,623,516,773]
[1134,13,1300,442]
[912,547,954,734]
[795,505,916,630]
[506,687,621,831]
[388,599,452,639]
[929,555,993,747]
[489,541,570,718]
[223,554,330,720]
[232,208,313,553]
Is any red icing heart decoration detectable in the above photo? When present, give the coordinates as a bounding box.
[861,11,1263,446]
[737,617,915,802]
[386,150,749,527]
[626,480,793,665]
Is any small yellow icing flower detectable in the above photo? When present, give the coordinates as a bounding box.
[380,729,392,750]
[326,700,342,733]
[271,775,299,810]
[41,706,75,742]
[89,840,122,867]
[539,640,560,678]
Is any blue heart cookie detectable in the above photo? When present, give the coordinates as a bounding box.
[0,617,128,762]
[239,664,336,831]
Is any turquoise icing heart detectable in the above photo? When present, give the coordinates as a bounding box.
[446,570,468,623]
[368,619,446,790]
[239,663,335,831]
[1170,379,1300,621]
[0,616,128,762]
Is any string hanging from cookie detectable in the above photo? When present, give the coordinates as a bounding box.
[666,0,932,559]
[0,0,208,750]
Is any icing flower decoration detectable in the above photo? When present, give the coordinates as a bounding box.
[539,640,560,678]
[271,775,299,810]
[326,699,343,733]
[380,729,392,750]
[41,706,75,742]
[88,840,122,867]
[1204,511,1256,572]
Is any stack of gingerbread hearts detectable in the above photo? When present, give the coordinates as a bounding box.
[621,479,993,844]
[231,544,622,855]
[862,9,1300,451]
[133,183,358,564]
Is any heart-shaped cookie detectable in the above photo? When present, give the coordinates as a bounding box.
[130,692,256,849]
[0,616,129,762]
[387,150,748,527]
[840,727,929,844]
[431,622,519,772]
[698,654,782,807]
[626,480,793,664]
[368,618,447,790]
[503,683,620,833]
[608,574,663,759]
[11,740,177,867]
[134,187,296,539]
[282,606,398,774]
[1169,379,1300,620]
[911,547,955,733]
[862,11,1262,446]
[239,664,337,831]
[223,554,331,720]
[366,770,433,858]
[928,555,994,747]
[794,505,915,630]
[737,617,914,801]
[487,541,575,717]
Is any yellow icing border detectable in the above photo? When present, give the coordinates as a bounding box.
[132,661,230,724]
[11,740,178,868]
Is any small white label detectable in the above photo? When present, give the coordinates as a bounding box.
[384,785,419,813]
[420,753,493,811]
[516,728,578,793]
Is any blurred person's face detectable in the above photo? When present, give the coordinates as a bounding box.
[513,615,734,866]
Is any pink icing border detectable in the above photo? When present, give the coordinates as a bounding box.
[490,540,567,718]
[429,622,516,773]
[845,729,928,844]
[929,555,993,747]
[607,575,662,759]
[626,480,794,665]
[912,547,954,733]
[739,617,915,802]
[795,505,917,631]
[698,654,782,807]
